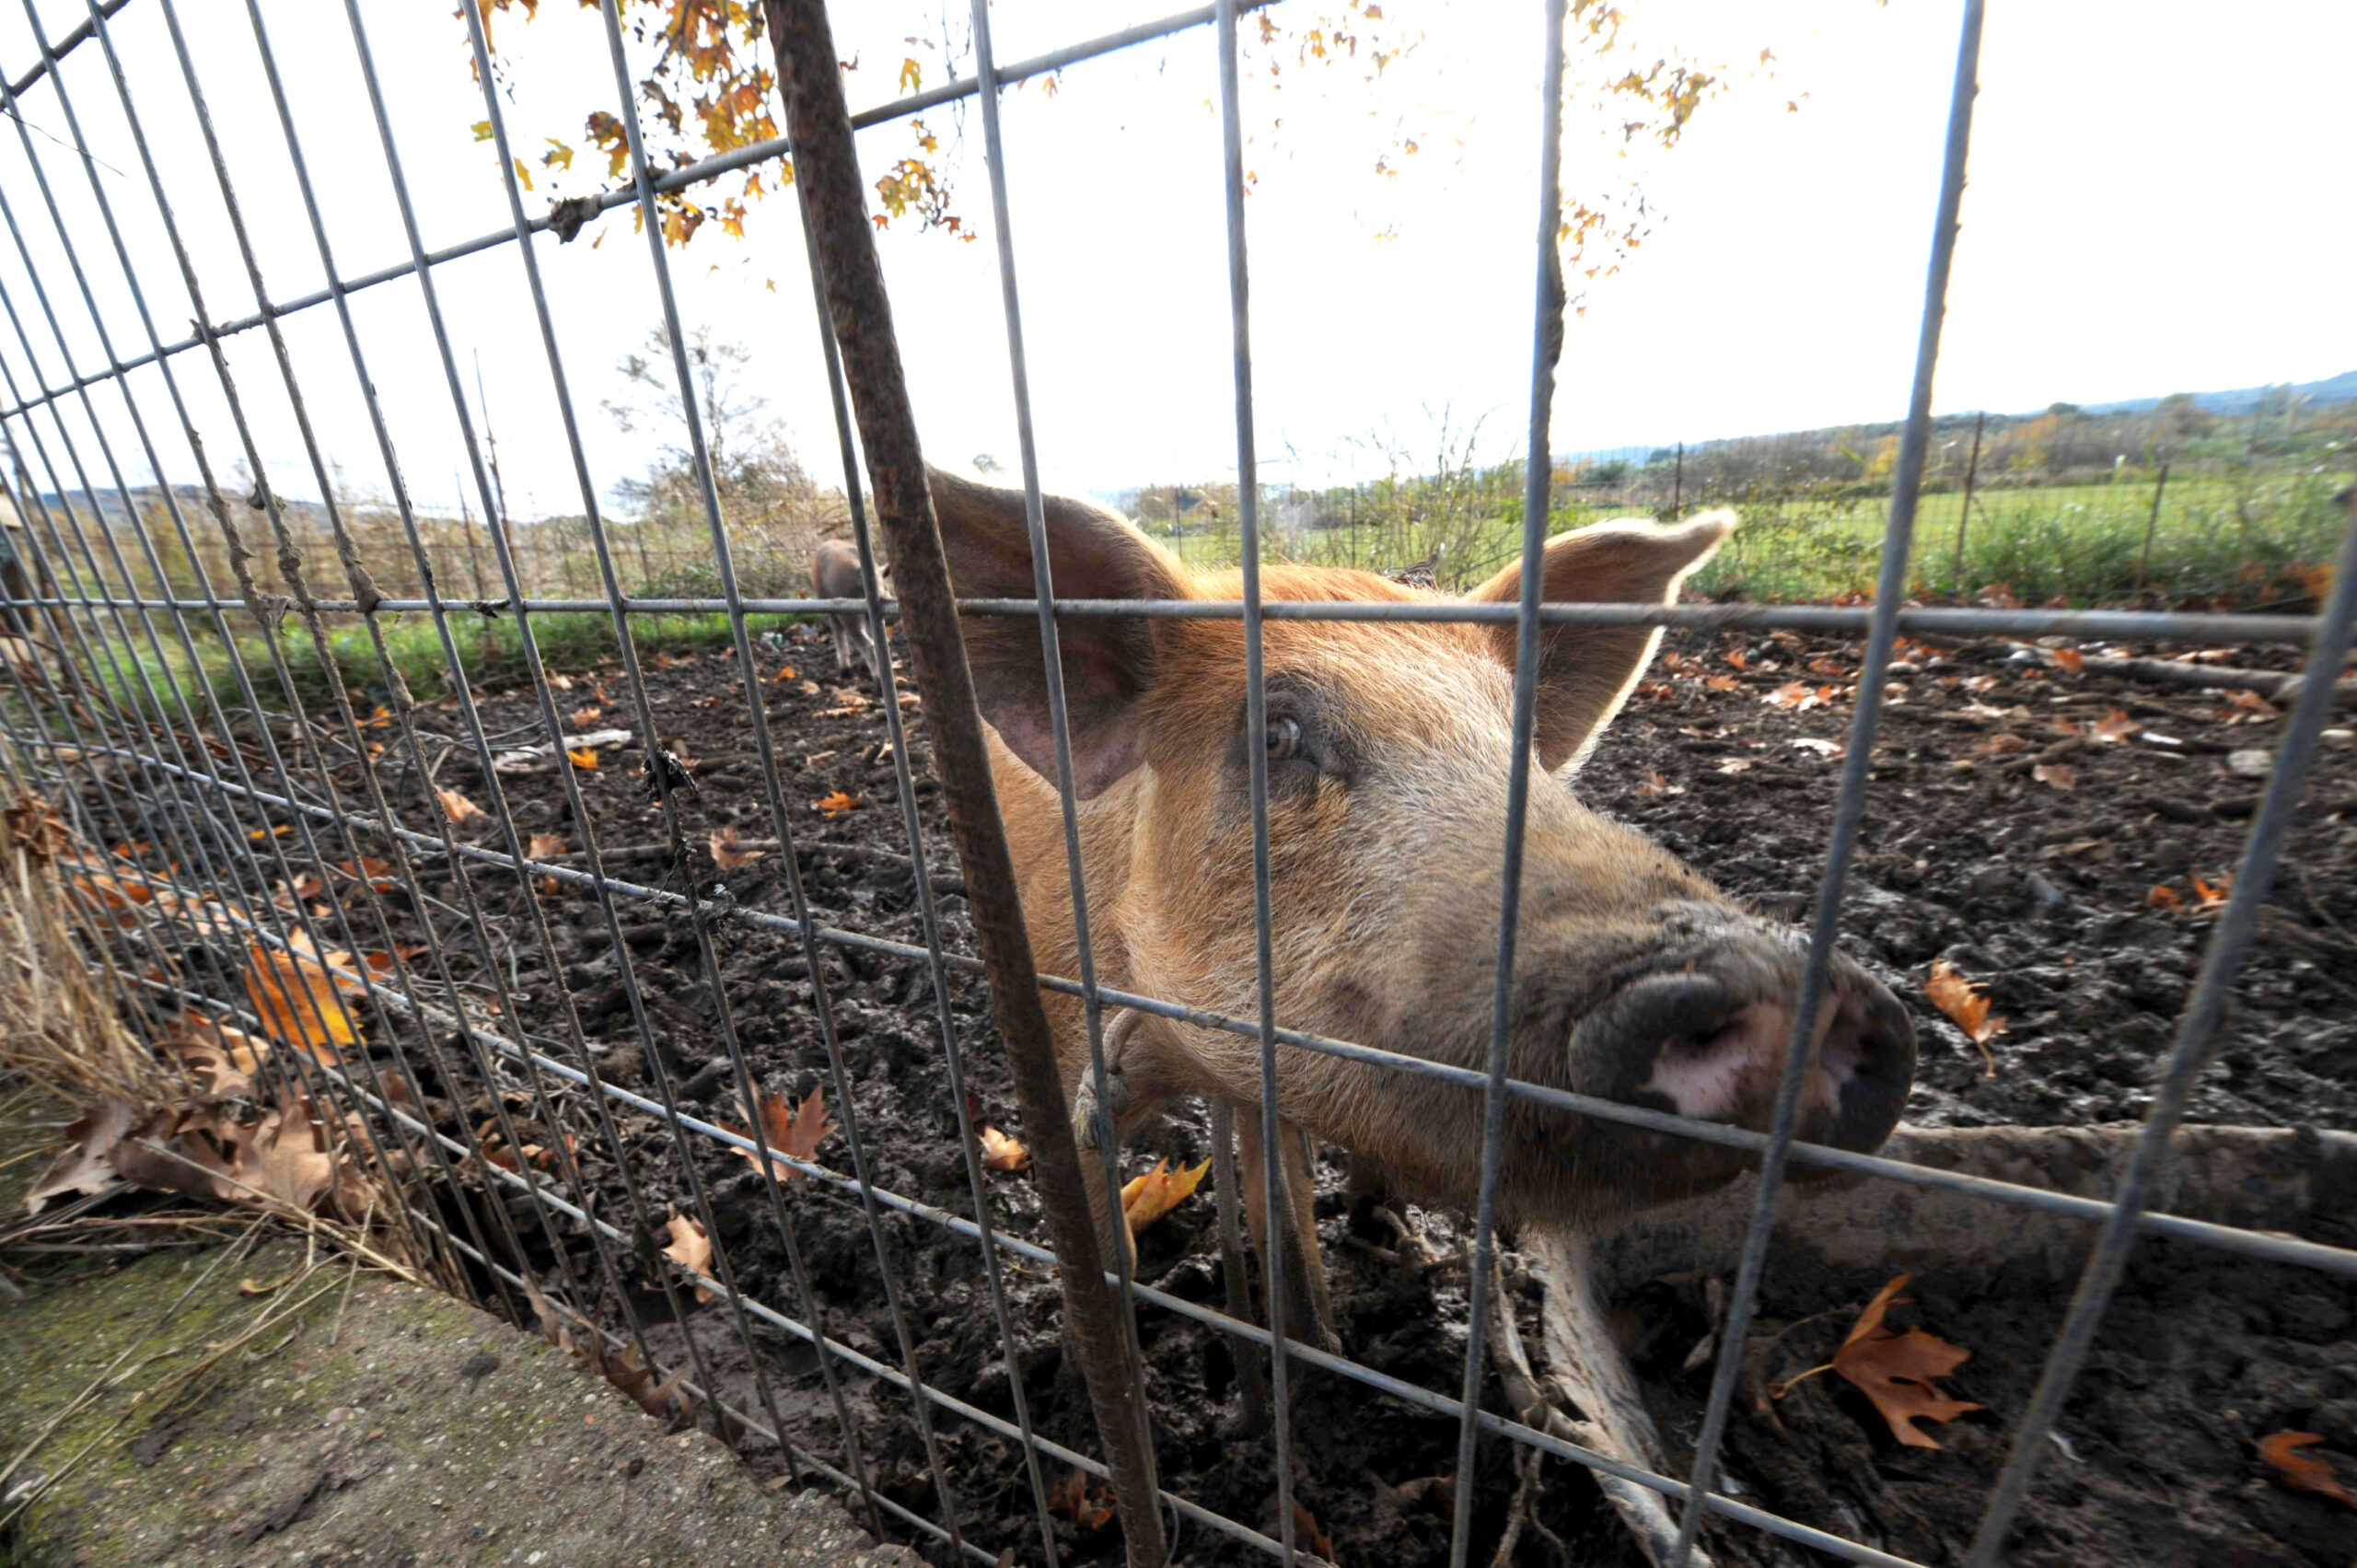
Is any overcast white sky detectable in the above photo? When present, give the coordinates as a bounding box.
[0,0,2345,521]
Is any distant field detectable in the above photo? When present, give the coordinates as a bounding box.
[1154,468,2348,607]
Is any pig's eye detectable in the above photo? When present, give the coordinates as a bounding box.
[1264,715,1305,761]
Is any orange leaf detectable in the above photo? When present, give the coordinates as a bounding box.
[1046,1467,1115,1530]
[2146,884,2184,913]
[979,1126,1030,1172]
[1120,1156,1210,1236]
[528,831,568,862]
[569,704,603,726]
[567,747,599,770]
[709,827,766,869]
[242,945,360,1056]
[437,788,483,824]
[2085,709,2137,744]
[729,1086,834,1182]
[1292,1502,1337,1562]
[2031,761,2076,790]
[661,1213,718,1304]
[1924,959,2003,1075]
[814,790,860,817]
[1634,771,1684,798]
[1830,1274,1983,1448]
[772,664,797,681]
[1724,647,1747,670]
[2190,873,2231,912]
[2050,647,2084,673]
[1703,673,1740,692]
[1762,680,1820,711]
[2258,1431,2356,1508]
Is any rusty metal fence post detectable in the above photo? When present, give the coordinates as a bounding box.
[761,2,1170,1562]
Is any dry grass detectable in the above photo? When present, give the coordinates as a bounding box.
[1,787,170,1107]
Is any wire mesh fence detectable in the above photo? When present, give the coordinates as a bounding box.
[3,2,2353,1567]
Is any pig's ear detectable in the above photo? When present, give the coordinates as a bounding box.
[1467,510,1734,772]
[929,467,1189,797]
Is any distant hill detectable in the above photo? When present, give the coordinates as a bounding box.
[2073,370,2357,418]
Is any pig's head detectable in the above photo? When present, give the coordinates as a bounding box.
[935,470,1914,1227]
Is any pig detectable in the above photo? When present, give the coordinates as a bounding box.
[811,538,885,681]
[929,469,1915,1340]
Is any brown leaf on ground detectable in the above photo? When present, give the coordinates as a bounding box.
[2223,687,2280,724]
[567,747,599,770]
[2258,1431,2356,1508]
[547,672,575,691]
[978,1126,1030,1172]
[2050,647,2084,673]
[1925,959,2004,1075]
[237,1098,340,1212]
[2191,873,2232,912]
[2147,884,2185,913]
[1046,1467,1115,1530]
[528,831,568,894]
[1120,1156,1210,1236]
[2089,709,2139,745]
[1762,680,1821,711]
[1831,1274,1983,1447]
[1724,647,1747,670]
[107,1106,242,1204]
[1293,1502,1338,1562]
[436,787,483,824]
[1634,771,1685,797]
[662,1214,718,1303]
[709,827,766,869]
[1703,673,1740,692]
[243,946,360,1056]
[568,704,603,726]
[728,1085,834,1182]
[2032,762,2077,790]
[24,1101,135,1214]
[166,1016,264,1101]
[1972,732,2028,758]
[814,790,860,817]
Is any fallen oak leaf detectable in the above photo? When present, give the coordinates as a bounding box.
[728,1085,835,1182]
[1120,1156,1210,1236]
[661,1214,718,1304]
[814,790,860,818]
[2146,884,2185,913]
[1292,1501,1337,1562]
[1830,1274,1983,1448]
[568,704,603,726]
[2032,762,2077,790]
[1046,1467,1115,1530]
[1924,959,2004,1076]
[978,1126,1030,1172]
[23,1101,135,1214]
[2089,708,2139,745]
[243,945,360,1055]
[709,827,766,869]
[2258,1431,2356,1508]
[2050,646,2084,674]
[437,788,483,824]
[2191,872,2232,912]
[567,747,599,770]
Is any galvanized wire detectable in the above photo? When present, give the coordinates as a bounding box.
[2,4,2351,1567]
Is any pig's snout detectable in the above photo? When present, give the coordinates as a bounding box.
[1574,929,1914,1171]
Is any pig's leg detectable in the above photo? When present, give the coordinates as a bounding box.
[1235,1100,1339,1351]
[830,614,855,670]
[1067,1007,1170,1276]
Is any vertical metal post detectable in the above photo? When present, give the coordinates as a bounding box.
[2139,460,2170,585]
[1448,4,1568,1563]
[1954,409,1984,589]
[1669,5,1984,1562]
[1672,439,1684,516]
[761,3,1169,1561]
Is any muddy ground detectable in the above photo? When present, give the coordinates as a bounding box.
[91,618,2357,1566]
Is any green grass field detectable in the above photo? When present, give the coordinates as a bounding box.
[1155,468,2346,607]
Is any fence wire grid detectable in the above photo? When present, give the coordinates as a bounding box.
[1,2,2351,1567]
